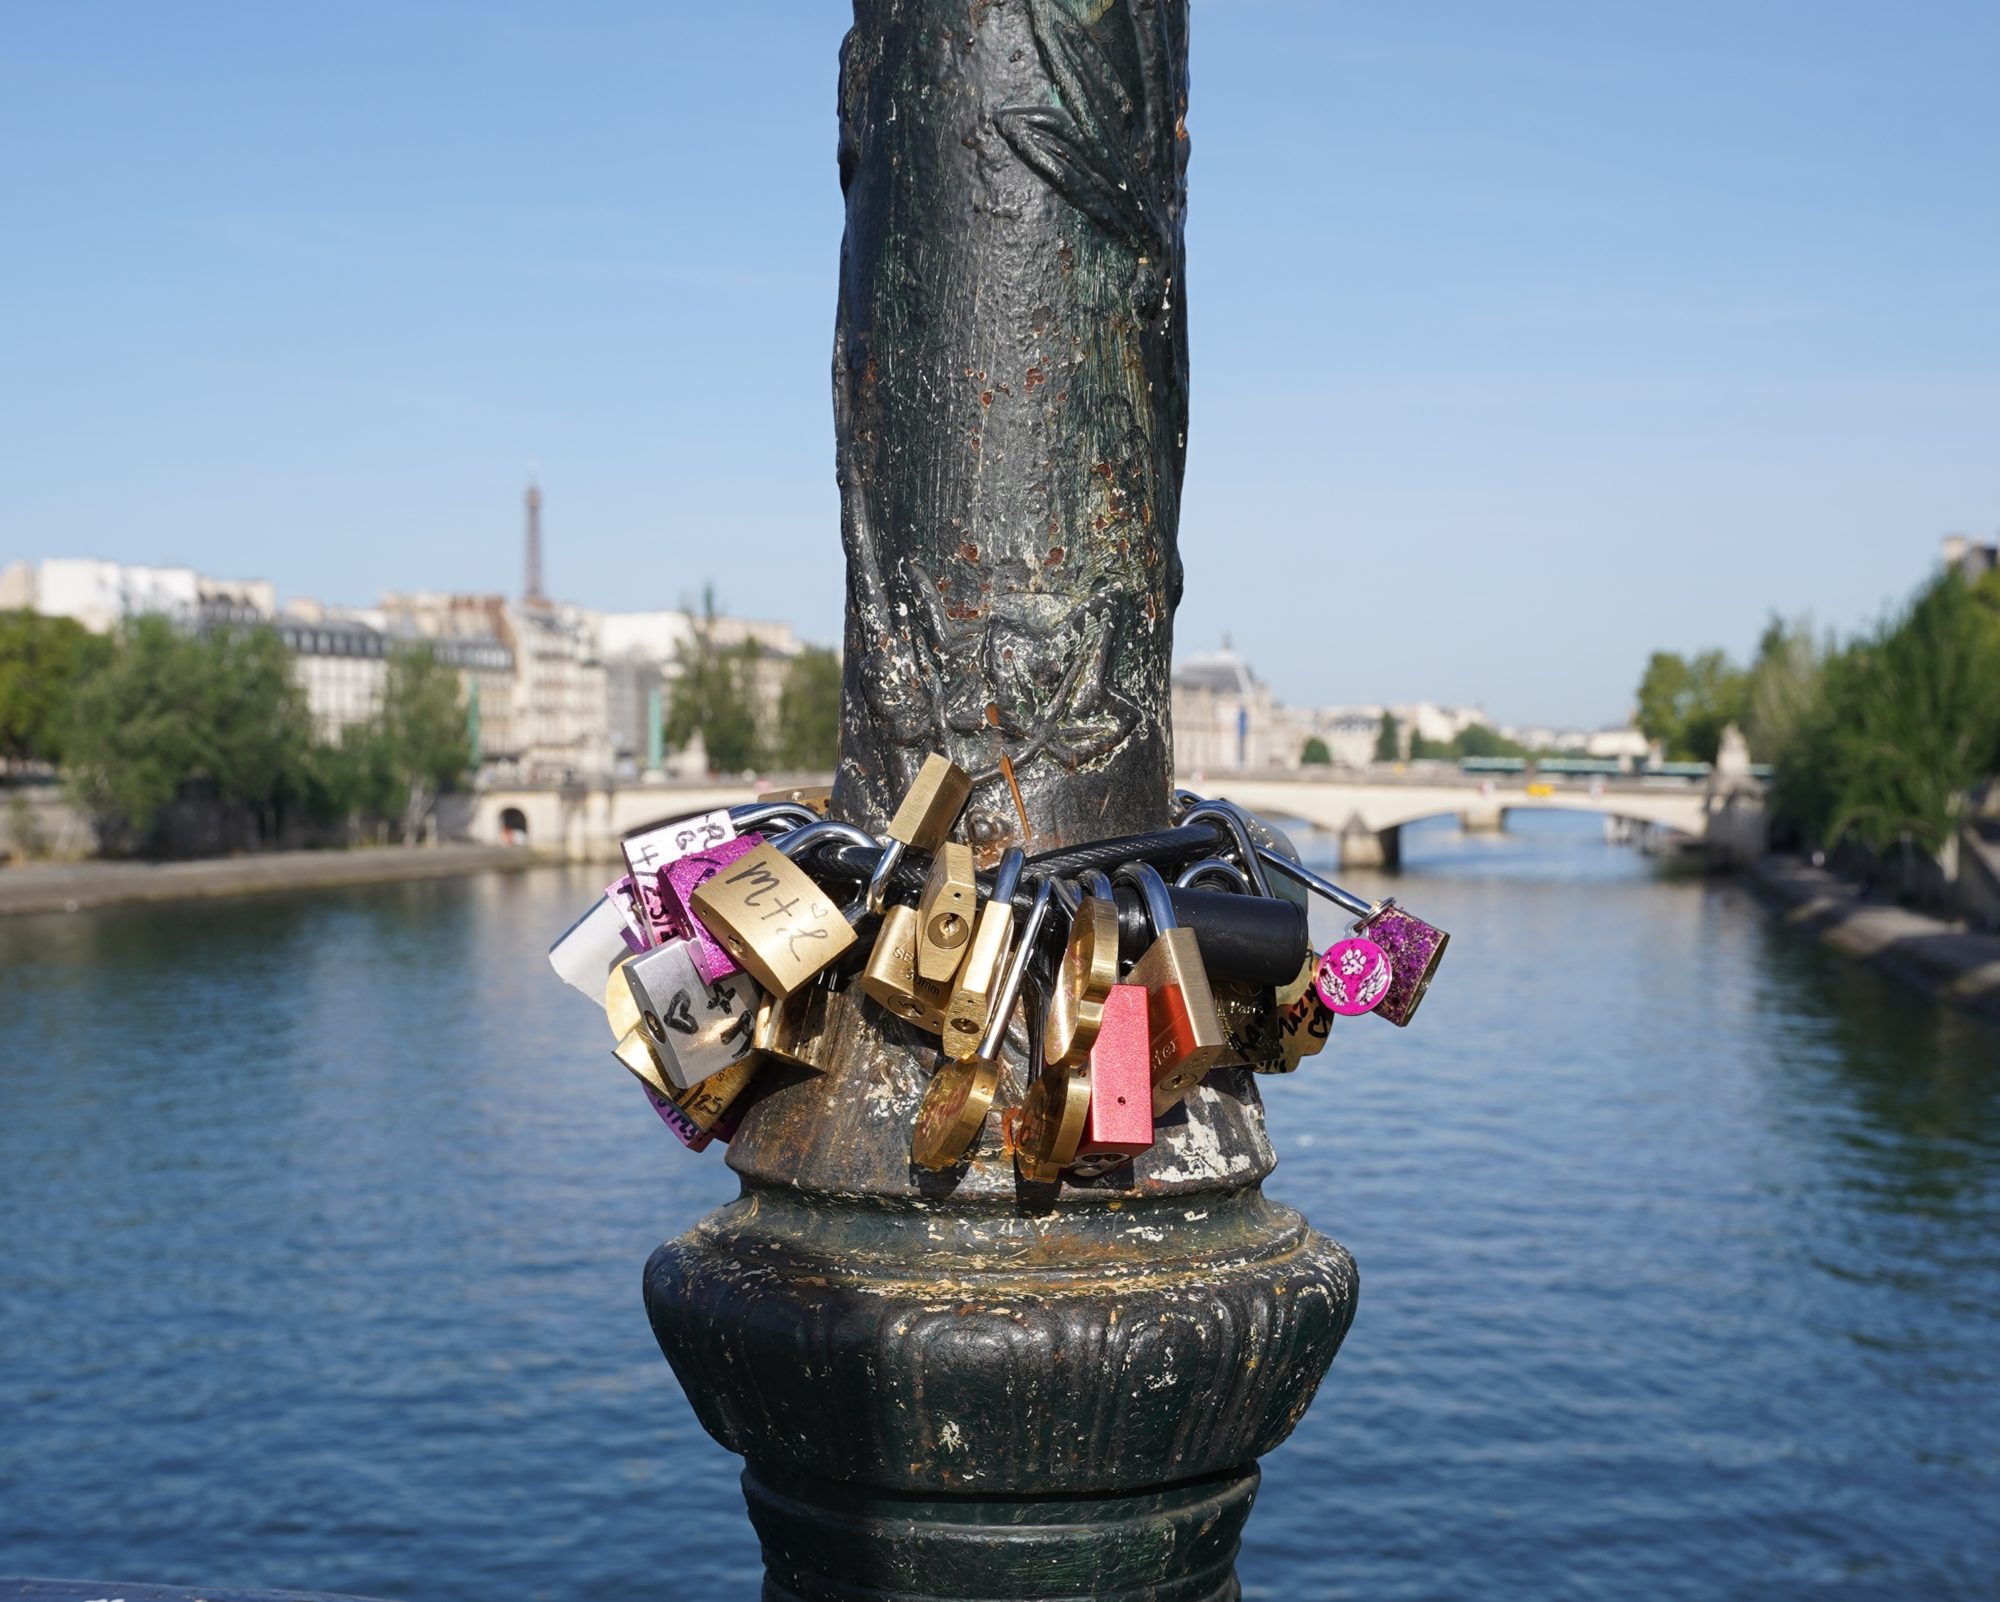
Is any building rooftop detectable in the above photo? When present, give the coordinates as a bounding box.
[1173,646,1262,696]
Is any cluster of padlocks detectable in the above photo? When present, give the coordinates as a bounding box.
[548,756,1448,1181]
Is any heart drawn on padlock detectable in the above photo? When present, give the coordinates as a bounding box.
[1315,937,1392,1017]
[663,990,699,1035]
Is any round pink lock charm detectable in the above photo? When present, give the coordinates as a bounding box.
[1315,936,1393,1016]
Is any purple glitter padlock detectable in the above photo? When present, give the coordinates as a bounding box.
[639,1084,715,1151]
[1353,899,1449,1027]
[661,833,766,983]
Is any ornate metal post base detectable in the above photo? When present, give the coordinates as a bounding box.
[743,1465,1258,1602]
[647,3,1358,1594]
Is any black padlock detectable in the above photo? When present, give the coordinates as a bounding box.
[1110,882,1306,986]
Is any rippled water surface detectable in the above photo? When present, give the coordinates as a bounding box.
[3,815,1996,1599]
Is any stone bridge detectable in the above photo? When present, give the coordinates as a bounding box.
[469,768,1754,869]
[1205,772,1729,867]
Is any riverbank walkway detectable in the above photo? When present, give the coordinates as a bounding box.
[0,843,546,917]
[1750,854,2000,1024]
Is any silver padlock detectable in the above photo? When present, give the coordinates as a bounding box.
[548,893,640,1000]
[623,938,762,1089]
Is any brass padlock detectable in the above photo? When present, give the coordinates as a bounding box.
[753,984,814,1060]
[755,976,856,1071]
[1042,874,1120,1067]
[1115,862,1231,1114]
[911,1058,1001,1172]
[1017,1042,1091,1184]
[859,903,951,1033]
[1213,977,1284,1071]
[915,839,978,983]
[939,848,1024,1058]
[909,877,1057,1171]
[689,840,858,996]
[623,938,763,1088]
[1273,952,1334,1071]
[755,785,833,816]
[610,1021,754,1119]
[866,753,973,913]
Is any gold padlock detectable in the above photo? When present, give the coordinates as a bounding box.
[938,848,1023,1059]
[611,1026,758,1129]
[1016,1059,1091,1184]
[755,977,856,1071]
[753,984,814,1060]
[1273,953,1333,1072]
[915,839,978,984]
[1213,978,1284,1071]
[887,754,974,851]
[911,878,1057,1171]
[866,753,974,913]
[911,1058,1001,1171]
[1114,863,1231,1114]
[756,784,833,816]
[859,903,951,1033]
[1043,876,1120,1067]
[604,960,643,1040]
[690,840,858,995]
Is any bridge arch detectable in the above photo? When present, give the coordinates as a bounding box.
[1207,776,1716,871]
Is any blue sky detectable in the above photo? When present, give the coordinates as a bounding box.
[4,2,1995,728]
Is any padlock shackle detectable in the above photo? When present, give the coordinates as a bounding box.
[1112,861,1176,935]
[990,847,1026,908]
[1175,790,1375,920]
[1255,854,1374,921]
[864,837,906,915]
[728,802,824,836]
[1174,858,1254,894]
[773,819,882,862]
[1178,802,1275,898]
[975,877,1056,1063]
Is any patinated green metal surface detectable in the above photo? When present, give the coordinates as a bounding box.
[647,6,1356,1596]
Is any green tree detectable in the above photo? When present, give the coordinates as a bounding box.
[1452,723,1526,759]
[374,645,472,841]
[1635,648,1747,762]
[62,617,314,843]
[1779,577,2000,854]
[1300,735,1332,766]
[202,625,315,832]
[1743,617,1823,768]
[0,610,105,770]
[664,588,764,773]
[1372,711,1400,764]
[774,645,841,770]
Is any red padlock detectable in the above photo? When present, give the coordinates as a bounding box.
[1068,984,1155,1177]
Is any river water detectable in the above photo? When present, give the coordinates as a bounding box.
[2,814,1995,1600]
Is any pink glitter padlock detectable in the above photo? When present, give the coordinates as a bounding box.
[661,833,766,983]
[604,875,652,954]
[1315,937,1393,1016]
[1353,899,1450,1027]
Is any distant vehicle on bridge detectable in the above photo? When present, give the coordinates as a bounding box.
[1536,757,1626,778]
